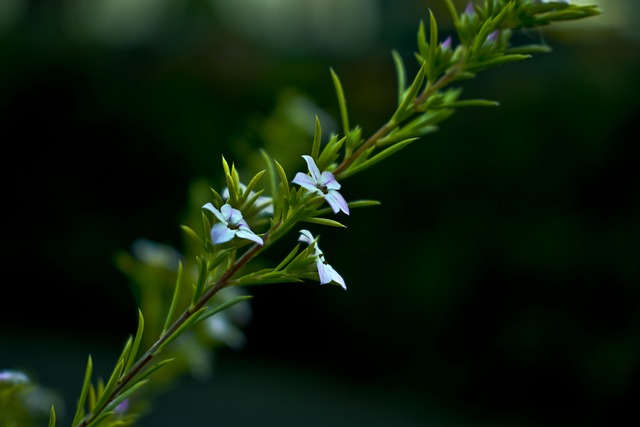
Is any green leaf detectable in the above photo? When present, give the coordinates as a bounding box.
[443,0,460,27]
[317,134,345,172]
[391,50,406,106]
[162,261,183,334]
[156,308,207,352]
[86,410,115,427]
[391,61,426,124]
[125,310,145,373]
[91,359,124,420]
[274,159,289,196]
[231,273,303,286]
[443,99,499,108]
[260,150,278,202]
[71,355,93,427]
[344,199,381,209]
[180,224,204,248]
[274,244,302,271]
[221,156,238,206]
[131,358,174,384]
[102,380,149,418]
[506,44,552,55]
[301,216,347,228]
[330,68,349,136]
[340,138,418,179]
[48,406,56,427]
[197,295,253,322]
[428,9,438,82]
[311,115,322,160]
[416,20,429,63]
[467,53,531,72]
[239,169,266,207]
[191,256,209,304]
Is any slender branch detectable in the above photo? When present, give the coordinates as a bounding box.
[333,62,462,179]
[333,122,395,177]
[76,236,270,427]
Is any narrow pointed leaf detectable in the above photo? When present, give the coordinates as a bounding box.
[311,115,322,160]
[197,295,253,322]
[91,359,124,419]
[125,310,145,373]
[330,68,349,136]
[275,159,289,195]
[301,216,347,228]
[163,261,183,334]
[156,307,207,352]
[71,355,93,427]
[428,9,438,81]
[180,224,204,248]
[392,61,426,124]
[391,50,406,106]
[274,244,302,271]
[48,406,56,427]
[102,380,149,417]
[340,138,418,179]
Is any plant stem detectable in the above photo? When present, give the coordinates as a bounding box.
[76,237,268,427]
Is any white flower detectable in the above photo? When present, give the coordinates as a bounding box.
[292,155,349,215]
[298,229,346,290]
[202,203,263,245]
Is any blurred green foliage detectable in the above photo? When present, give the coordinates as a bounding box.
[2,1,639,426]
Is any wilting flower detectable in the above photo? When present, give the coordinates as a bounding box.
[292,155,349,215]
[298,229,346,289]
[202,203,263,245]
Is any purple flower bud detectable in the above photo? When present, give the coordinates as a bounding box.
[486,30,500,44]
[441,36,452,50]
[464,2,475,16]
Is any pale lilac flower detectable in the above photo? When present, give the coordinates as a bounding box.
[202,203,264,245]
[222,184,273,216]
[0,370,29,384]
[292,155,349,215]
[298,229,346,290]
[131,238,182,271]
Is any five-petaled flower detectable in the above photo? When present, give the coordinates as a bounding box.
[298,229,346,290]
[203,203,264,246]
[292,155,349,215]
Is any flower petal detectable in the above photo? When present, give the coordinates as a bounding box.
[236,229,264,245]
[293,172,321,194]
[324,190,350,215]
[301,155,322,182]
[316,259,345,289]
[226,206,246,226]
[204,202,229,224]
[210,223,236,244]
[326,263,346,290]
[220,204,237,222]
[320,171,340,190]
[298,229,314,245]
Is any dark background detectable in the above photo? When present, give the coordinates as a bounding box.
[2,1,639,426]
